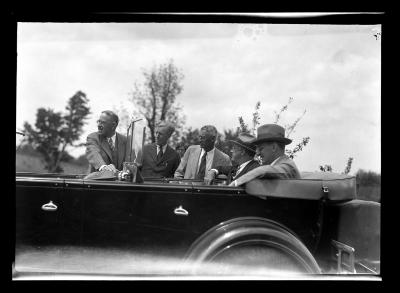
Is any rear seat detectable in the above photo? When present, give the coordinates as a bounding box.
[245,171,356,201]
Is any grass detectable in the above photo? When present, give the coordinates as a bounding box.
[16,153,89,175]
[357,185,381,203]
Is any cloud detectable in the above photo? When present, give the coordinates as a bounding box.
[18,23,239,43]
[16,23,381,173]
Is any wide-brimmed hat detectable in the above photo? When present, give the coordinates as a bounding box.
[252,124,292,145]
[84,170,118,180]
[227,132,257,154]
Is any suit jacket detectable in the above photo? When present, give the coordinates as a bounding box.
[86,132,128,173]
[216,159,261,183]
[174,145,232,179]
[141,143,181,178]
[233,155,301,186]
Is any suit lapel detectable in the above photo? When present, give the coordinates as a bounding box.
[273,155,287,166]
[100,136,113,161]
[159,145,172,162]
[151,144,158,163]
[211,149,221,168]
[190,146,202,176]
[235,160,259,179]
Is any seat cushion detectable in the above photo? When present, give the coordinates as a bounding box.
[245,171,356,201]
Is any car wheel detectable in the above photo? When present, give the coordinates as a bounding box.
[184,218,321,276]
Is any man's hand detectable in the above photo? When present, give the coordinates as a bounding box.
[228,180,238,187]
[204,169,217,185]
[101,164,118,172]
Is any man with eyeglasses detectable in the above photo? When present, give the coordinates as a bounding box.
[85,110,129,173]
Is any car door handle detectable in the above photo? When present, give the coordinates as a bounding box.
[41,201,58,211]
[174,205,189,216]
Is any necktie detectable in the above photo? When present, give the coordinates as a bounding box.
[234,164,243,179]
[108,137,114,151]
[157,145,164,161]
[196,152,207,180]
[233,168,239,180]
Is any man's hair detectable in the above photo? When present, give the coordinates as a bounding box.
[101,110,119,126]
[157,121,175,136]
[200,125,218,137]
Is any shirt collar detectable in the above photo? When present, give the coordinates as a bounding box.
[157,144,167,153]
[201,147,215,157]
[108,132,116,144]
[270,155,283,166]
[238,159,252,170]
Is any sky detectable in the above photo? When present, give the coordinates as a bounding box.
[16,19,381,174]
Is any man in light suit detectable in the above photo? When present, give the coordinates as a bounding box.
[174,125,231,180]
[86,110,128,173]
[229,124,300,187]
[141,121,181,178]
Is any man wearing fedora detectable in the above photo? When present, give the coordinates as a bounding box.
[141,121,181,178]
[174,125,231,179]
[207,132,260,184]
[86,110,129,173]
[229,124,300,187]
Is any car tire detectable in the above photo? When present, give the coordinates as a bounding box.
[184,217,321,275]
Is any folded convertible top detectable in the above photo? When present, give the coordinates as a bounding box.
[245,171,356,201]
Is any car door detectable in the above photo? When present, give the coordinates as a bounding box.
[15,177,63,248]
[78,179,198,259]
[80,180,141,248]
[127,181,197,257]
[15,176,64,273]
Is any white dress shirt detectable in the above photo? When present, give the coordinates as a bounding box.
[157,144,167,155]
[108,133,116,148]
[233,159,253,179]
[230,155,283,186]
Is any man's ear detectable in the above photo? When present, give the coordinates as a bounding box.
[272,142,278,153]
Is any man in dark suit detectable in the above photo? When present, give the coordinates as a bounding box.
[174,125,231,179]
[229,124,301,187]
[141,121,181,178]
[208,132,260,184]
[86,110,128,173]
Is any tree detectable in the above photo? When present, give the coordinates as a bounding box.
[22,91,91,172]
[272,97,310,159]
[127,59,186,147]
[343,157,354,174]
[180,127,200,146]
[238,101,261,135]
[319,165,333,172]
[237,98,310,159]
[355,169,381,202]
[356,169,381,186]
[215,128,240,157]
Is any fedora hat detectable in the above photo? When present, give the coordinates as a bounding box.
[252,124,292,145]
[227,132,257,154]
[84,170,118,180]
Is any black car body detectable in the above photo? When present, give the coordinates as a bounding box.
[14,171,380,279]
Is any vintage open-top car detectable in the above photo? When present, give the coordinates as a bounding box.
[14,168,380,279]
